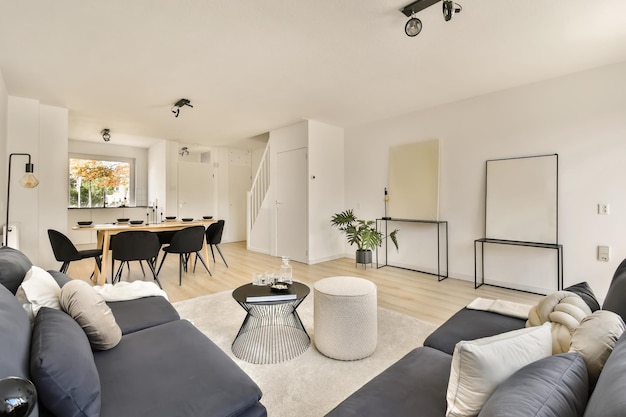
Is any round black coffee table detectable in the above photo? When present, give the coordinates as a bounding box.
[231,282,311,364]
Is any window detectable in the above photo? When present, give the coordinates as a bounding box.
[69,155,134,208]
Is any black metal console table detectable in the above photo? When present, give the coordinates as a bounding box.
[376,218,448,281]
[474,238,563,293]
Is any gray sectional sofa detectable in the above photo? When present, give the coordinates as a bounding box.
[327,260,626,417]
[0,246,266,417]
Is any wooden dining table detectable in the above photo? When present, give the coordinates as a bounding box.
[73,219,216,285]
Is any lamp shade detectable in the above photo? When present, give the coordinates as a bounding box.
[18,173,39,189]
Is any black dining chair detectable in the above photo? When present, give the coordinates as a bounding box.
[204,220,228,267]
[111,231,163,288]
[157,225,211,285]
[47,229,103,279]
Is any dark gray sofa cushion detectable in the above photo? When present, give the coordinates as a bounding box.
[0,246,32,294]
[46,270,72,288]
[584,332,626,417]
[423,308,525,355]
[30,307,101,417]
[107,296,181,334]
[94,319,265,417]
[602,258,626,321]
[325,346,451,417]
[564,282,601,312]
[478,352,588,417]
[0,284,33,382]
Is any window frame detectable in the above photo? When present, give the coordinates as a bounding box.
[68,153,136,208]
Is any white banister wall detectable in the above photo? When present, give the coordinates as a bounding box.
[247,142,271,239]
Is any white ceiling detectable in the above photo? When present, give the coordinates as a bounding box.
[1,0,626,149]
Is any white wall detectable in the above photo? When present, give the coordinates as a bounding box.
[37,105,69,267]
[6,97,68,268]
[0,72,7,234]
[345,61,626,300]
[308,120,345,263]
[148,140,168,214]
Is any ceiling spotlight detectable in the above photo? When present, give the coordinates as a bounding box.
[179,146,190,157]
[405,13,423,37]
[101,128,111,142]
[443,0,462,21]
[171,98,193,118]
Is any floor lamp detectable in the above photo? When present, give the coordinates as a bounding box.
[4,153,39,247]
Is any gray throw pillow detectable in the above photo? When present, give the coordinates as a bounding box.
[0,246,32,294]
[478,353,589,417]
[30,307,101,417]
[46,269,72,288]
[564,282,601,312]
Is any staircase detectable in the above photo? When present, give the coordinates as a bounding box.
[247,143,270,233]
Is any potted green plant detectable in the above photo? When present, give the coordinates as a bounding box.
[331,209,399,267]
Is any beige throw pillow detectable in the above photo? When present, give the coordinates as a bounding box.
[60,280,122,350]
[569,310,625,386]
[446,323,552,417]
[526,291,592,353]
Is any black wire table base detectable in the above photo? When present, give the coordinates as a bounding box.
[232,296,310,364]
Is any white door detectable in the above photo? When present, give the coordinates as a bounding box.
[276,148,308,263]
[177,162,215,219]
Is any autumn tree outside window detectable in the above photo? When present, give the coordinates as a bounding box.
[69,155,134,208]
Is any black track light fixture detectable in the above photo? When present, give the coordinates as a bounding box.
[171,98,193,118]
[443,0,462,21]
[400,0,462,37]
[101,128,111,142]
[405,13,423,37]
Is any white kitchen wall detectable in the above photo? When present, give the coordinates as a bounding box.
[344,61,626,300]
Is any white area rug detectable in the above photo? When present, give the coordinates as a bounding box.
[173,289,437,417]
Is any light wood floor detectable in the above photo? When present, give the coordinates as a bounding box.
[69,241,542,325]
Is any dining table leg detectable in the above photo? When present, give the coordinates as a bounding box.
[96,230,112,285]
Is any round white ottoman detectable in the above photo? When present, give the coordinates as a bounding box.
[314,276,377,360]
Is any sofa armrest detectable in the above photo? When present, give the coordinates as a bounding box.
[325,347,451,417]
[423,308,525,355]
[602,258,626,322]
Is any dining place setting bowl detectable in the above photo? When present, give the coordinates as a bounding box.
[181,218,194,222]
[77,221,93,228]
[165,216,177,222]
[203,216,213,220]
[129,220,144,226]
[116,218,130,224]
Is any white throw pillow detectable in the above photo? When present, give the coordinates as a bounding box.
[446,323,552,417]
[15,266,62,322]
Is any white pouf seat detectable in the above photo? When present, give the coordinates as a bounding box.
[314,276,377,360]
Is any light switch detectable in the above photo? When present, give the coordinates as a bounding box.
[598,246,610,262]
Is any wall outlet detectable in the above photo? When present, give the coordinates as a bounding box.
[598,245,610,262]
[598,203,609,215]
